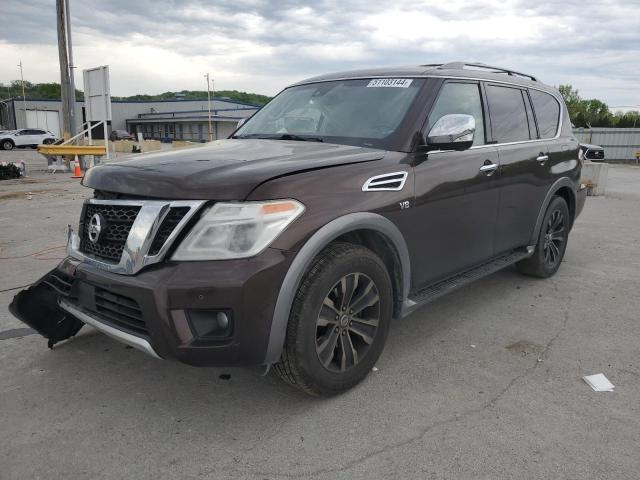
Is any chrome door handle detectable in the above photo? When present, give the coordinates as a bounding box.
[536,155,549,163]
[479,163,498,173]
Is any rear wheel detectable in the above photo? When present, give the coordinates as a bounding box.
[517,196,570,278]
[274,243,393,396]
[1,140,14,150]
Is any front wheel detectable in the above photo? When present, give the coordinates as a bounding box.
[274,243,393,396]
[517,196,570,278]
[1,140,14,150]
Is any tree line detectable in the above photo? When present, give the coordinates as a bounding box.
[559,85,639,128]
[0,80,272,106]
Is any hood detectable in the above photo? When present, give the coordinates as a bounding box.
[579,143,603,150]
[83,139,385,199]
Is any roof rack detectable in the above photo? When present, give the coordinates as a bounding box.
[423,62,538,82]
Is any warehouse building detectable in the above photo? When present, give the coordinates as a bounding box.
[0,96,259,141]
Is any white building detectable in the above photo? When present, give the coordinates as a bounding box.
[1,96,259,141]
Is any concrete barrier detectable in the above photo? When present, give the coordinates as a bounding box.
[581,161,608,196]
[172,141,200,149]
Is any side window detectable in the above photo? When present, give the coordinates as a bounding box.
[529,90,560,139]
[486,85,531,143]
[426,82,485,146]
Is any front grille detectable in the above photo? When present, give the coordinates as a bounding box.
[148,207,190,256]
[91,286,147,336]
[587,150,604,159]
[80,204,141,262]
[72,199,203,274]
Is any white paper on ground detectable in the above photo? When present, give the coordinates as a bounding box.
[583,373,615,392]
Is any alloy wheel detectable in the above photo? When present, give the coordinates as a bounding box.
[543,209,565,267]
[315,272,381,373]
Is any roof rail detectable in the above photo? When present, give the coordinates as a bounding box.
[424,62,538,82]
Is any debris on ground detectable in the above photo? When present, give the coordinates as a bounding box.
[0,163,23,180]
[583,373,615,392]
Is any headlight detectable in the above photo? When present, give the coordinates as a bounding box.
[171,199,305,261]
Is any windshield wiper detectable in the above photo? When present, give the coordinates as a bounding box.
[232,133,324,142]
[275,133,323,142]
[234,133,323,142]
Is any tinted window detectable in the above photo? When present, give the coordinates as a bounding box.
[486,85,531,143]
[426,82,485,146]
[530,90,560,138]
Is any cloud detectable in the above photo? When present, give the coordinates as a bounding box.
[0,0,638,107]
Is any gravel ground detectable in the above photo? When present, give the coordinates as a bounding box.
[1,163,639,480]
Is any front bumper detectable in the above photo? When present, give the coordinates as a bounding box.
[11,249,292,367]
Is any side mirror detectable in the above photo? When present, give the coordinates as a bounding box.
[426,114,475,151]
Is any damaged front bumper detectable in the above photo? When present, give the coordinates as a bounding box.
[9,258,84,349]
[9,247,291,366]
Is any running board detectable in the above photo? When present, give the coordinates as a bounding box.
[403,249,532,316]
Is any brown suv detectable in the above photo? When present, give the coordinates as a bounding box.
[10,62,586,395]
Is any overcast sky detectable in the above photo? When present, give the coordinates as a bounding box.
[1,0,638,108]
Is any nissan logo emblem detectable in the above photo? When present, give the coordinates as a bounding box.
[88,213,105,244]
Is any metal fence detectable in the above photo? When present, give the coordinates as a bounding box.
[573,128,640,163]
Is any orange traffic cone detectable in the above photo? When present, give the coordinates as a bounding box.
[71,155,83,179]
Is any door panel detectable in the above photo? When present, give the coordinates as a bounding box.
[408,147,500,288]
[494,143,552,252]
[486,83,550,253]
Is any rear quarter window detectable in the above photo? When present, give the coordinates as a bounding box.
[529,90,560,138]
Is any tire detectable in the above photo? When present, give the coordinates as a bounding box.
[43,138,55,145]
[273,242,393,396]
[1,140,14,150]
[517,196,570,278]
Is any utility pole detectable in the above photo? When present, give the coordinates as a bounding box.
[64,0,76,136]
[17,61,26,117]
[205,73,213,141]
[56,0,74,140]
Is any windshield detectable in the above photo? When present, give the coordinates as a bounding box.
[234,78,424,150]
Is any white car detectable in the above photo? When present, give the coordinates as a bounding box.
[0,129,58,150]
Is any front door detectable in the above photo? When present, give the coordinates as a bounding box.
[407,81,500,289]
[14,130,34,146]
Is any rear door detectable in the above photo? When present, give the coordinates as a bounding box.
[30,129,47,144]
[485,83,552,253]
[409,80,500,288]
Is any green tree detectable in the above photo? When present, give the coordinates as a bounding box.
[558,84,623,128]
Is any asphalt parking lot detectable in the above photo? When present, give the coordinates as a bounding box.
[1,151,639,480]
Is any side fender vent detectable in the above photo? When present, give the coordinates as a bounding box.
[362,171,408,192]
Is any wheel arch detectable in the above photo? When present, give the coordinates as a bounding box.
[529,177,577,245]
[264,212,411,365]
